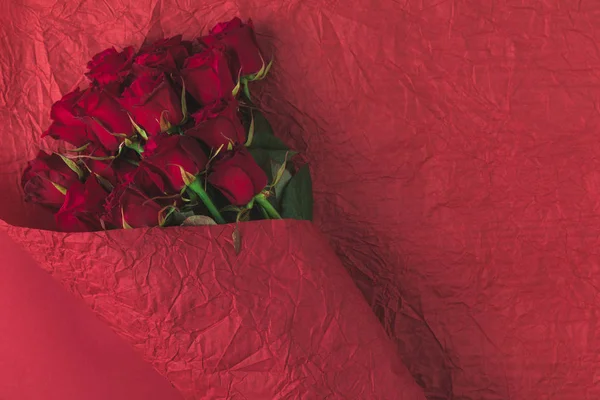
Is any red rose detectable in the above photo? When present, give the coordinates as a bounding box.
[43,88,133,152]
[22,151,82,209]
[79,89,134,149]
[181,47,235,105]
[208,147,268,205]
[120,73,184,136]
[125,164,171,199]
[186,96,245,149]
[43,89,89,148]
[103,184,165,229]
[205,17,263,75]
[49,89,85,126]
[142,135,208,192]
[55,176,108,232]
[134,35,191,74]
[84,147,139,187]
[86,46,135,87]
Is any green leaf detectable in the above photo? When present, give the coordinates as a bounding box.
[280,165,313,220]
[252,134,288,150]
[249,111,289,150]
[252,111,273,135]
[57,153,84,179]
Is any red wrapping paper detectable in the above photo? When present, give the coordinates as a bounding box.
[3,0,600,399]
[0,231,184,400]
[1,221,424,399]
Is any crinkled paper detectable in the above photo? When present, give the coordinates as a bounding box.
[2,0,599,399]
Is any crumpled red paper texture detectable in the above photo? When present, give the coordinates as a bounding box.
[0,231,184,400]
[2,0,600,399]
[2,220,425,399]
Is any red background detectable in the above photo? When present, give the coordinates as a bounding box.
[2,0,600,399]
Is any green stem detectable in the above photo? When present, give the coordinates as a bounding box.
[254,193,282,219]
[258,204,270,220]
[188,179,226,224]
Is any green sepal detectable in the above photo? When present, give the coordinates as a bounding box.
[56,153,84,179]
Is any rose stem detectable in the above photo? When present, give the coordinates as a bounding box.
[188,179,226,224]
[258,205,270,219]
[254,193,282,219]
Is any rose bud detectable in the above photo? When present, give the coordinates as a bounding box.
[208,147,268,206]
[86,46,135,87]
[55,176,109,232]
[181,46,235,105]
[204,17,264,76]
[103,184,165,229]
[133,35,192,74]
[120,73,184,136]
[83,147,139,188]
[42,89,90,148]
[142,135,208,192]
[185,96,245,149]
[125,164,172,199]
[43,88,133,152]
[22,151,82,209]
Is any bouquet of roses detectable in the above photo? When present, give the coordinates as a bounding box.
[21,17,312,236]
[2,13,428,400]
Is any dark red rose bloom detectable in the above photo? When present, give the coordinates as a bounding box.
[204,17,263,76]
[125,164,171,199]
[83,147,139,187]
[142,135,208,192]
[120,73,183,136]
[208,147,268,205]
[103,184,165,229]
[49,89,85,126]
[181,46,235,105]
[86,46,135,87]
[186,96,245,149]
[43,89,89,148]
[134,35,192,74]
[22,151,82,209]
[43,88,133,152]
[55,176,109,232]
